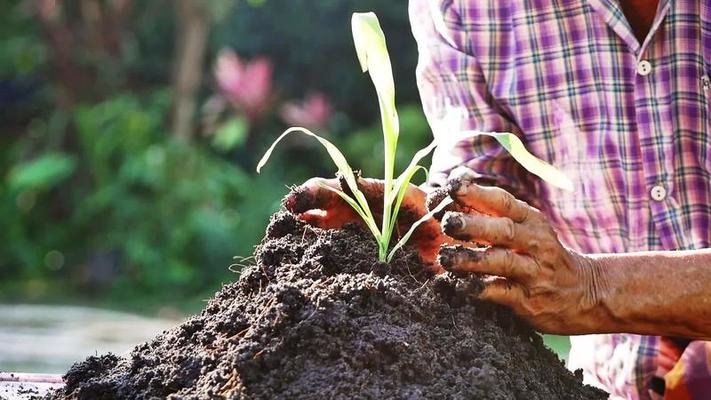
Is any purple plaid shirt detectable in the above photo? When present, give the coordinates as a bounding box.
[410,0,711,398]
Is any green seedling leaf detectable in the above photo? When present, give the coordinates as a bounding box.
[352,12,398,182]
[257,127,359,194]
[318,183,382,240]
[387,196,454,263]
[491,133,573,191]
[352,12,401,258]
[387,164,429,239]
[256,126,378,235]
[388,140,438,235]
[413,165,429,182]
[449,131,574,191]
[393,140,437,192]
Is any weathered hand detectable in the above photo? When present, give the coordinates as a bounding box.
[284,177,448,267]
[433,167,604,334]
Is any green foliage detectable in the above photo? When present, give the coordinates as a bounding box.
[0,2,45,77]
[211,117,248,152]
[7,153,77,192]
[1,93,282,302]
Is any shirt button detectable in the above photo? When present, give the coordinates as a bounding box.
[637,60,652,76]
[650,185,667,202]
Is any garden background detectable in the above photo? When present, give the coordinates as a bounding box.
[0,0,569,372]
[1,0,431,311]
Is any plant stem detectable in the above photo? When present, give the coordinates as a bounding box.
[379,189,391,262]
[378,238,388,262]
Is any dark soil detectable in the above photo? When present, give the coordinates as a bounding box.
[48,211,607,399]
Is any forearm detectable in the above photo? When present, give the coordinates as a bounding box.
[585,248,711,339]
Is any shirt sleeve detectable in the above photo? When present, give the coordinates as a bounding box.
[409,0,536,203]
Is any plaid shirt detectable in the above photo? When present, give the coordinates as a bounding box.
[410,0,711,399]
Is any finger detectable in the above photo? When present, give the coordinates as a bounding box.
[425,187,473,221]
[284,177,343,213]
[438,245,537,282]
[284,178,363,229]
[297,209,354,230]
[447,170,539,223]
[441,211,536,250]
[479,276,527,310]
[447,165,498,187]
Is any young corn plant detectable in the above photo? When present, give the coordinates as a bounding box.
[257,12,572,263]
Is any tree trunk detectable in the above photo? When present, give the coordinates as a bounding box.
[171,0,210,141]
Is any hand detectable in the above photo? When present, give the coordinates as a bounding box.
[284,176,448,268]
[433,167,605,334]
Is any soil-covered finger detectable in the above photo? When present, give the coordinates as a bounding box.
[447,173,538,223]
[283,178,341,213]
[441,211,537,250]
[438,245,484,277]
[439,245,537,282]
[480,276,527,310]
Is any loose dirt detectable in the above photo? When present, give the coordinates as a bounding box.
[48,211,607,399]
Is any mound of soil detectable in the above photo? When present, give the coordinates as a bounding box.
[49,211,607,399]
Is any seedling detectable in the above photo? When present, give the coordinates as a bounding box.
[258,12,572,263]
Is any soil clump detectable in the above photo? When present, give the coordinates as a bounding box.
[48,211,607,399]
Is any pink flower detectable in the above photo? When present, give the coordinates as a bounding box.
[37,0,58,20]
[280,92,333,131]
[215,49,273,121]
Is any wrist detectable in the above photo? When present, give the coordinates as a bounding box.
[572,252,622,334]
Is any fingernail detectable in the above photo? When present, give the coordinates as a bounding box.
[442,212,464,234]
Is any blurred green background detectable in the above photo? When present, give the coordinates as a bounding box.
[0,0,434,313]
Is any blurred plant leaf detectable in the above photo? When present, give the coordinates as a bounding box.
[212,117,248,151]
[7,153,77,191]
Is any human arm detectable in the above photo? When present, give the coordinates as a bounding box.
[436,169,711,339]
[587,250,711,339]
